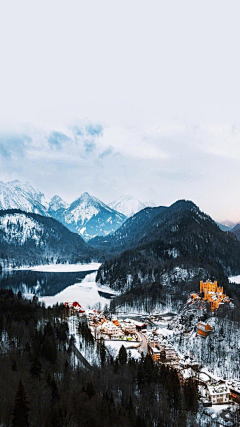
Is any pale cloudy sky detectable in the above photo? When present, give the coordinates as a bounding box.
[0,0,240,221]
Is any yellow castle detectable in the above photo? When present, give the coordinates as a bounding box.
[199,280,229,311]
[191,281,230,311]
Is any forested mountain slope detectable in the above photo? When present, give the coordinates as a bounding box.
[96,200,240,299]
[0,210,97,267]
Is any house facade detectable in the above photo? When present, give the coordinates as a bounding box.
[206,382,230,404]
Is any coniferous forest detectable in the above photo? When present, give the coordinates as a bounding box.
[0,289,210,427]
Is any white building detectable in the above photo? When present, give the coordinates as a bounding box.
[122,319,136,334]
[206,382,230,404]
[101,321,122,339]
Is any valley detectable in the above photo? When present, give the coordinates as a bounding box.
[2,185,240,426]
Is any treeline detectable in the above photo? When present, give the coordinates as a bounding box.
[0,290,205,426]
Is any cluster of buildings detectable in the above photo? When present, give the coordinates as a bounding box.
[98,318,138,339]
[147,333,179,364]
[87,312,147,340]
[146,325,237,406]
[64,301,86,314]
[65,279,240,408]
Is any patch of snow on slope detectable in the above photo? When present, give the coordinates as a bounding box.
[229,275,240,284]
[167,248,179,258]
[0,214,43,245]
[161,267,203,286]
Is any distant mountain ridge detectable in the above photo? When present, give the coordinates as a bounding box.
[49,195,70,212]
[216,220,237,232]
[109,195,154,217]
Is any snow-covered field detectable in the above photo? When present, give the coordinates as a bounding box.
[156,326,174,337]
[38,271,118,309]
[106,341,141,360]
[16,262,101,273]
[229,275,240,284]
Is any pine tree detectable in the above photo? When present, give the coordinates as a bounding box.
[12,380,30,427]
[99,341,106,365]
[118,345,127,365]
[86,381,95,399]
[29,353,42,377]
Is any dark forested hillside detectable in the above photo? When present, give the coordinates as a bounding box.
[89,205,166,253]
[0,209,97,267]
[95,200,240,308]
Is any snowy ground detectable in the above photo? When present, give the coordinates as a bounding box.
[68,315,101,366]
[39,271,118,309]
[106,341,141,360]
[156,326,174,337]
[16,262,101,272]
[229,275,240,284]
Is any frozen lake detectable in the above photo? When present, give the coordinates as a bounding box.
[16,262,101,273]
[38,271,118,309]
[0,263,117,310]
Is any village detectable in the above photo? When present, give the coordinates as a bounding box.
[65,280,240,415]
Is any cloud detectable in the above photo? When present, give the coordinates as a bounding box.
[48,131,70,149]
[85,123,103,136]
[83,140,96,154]
[2,119,240,223]
[99,146,114,158]
[101,126,169,161]
[69,121,104,156]
[0,134,31,159]
[71,122,103,138]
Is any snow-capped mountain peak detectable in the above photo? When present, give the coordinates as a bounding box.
[109,195,153,217]
[0,180,49,215]
[64,192,122,229]
[55,192,126,240]
[72,192,113,212]
[49,195,69,212]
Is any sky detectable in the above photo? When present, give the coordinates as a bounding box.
[0,0,240,222]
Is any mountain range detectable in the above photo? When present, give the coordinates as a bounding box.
[2,180,239,242]
[0,181,155,240]
[1,183,240,311]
